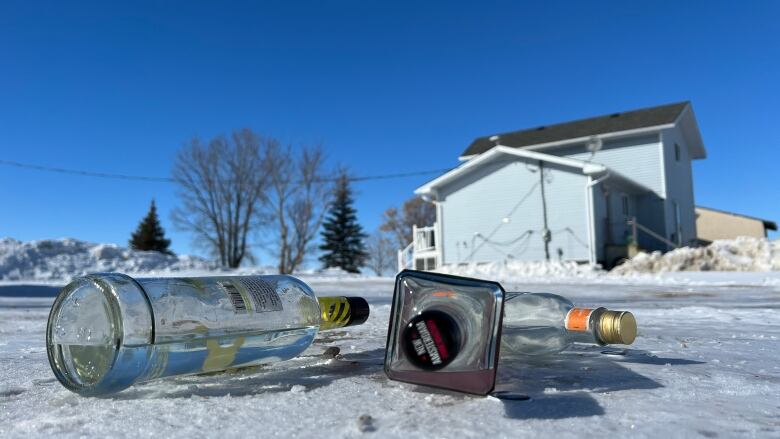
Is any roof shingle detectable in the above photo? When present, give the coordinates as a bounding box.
[462,101,690,157]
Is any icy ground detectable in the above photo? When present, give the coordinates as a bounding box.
[1,273,779,438]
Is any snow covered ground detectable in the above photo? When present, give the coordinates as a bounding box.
[1,272,779,438]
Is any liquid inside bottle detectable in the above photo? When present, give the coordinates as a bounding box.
[500,292,636,356]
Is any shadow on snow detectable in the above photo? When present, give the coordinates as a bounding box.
[493,346,705,420]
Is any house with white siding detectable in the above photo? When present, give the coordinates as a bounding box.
[401,101,706,270]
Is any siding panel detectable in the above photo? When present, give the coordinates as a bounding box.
[549,134,664,196]
[661,128,698,246]
[438,159,589,264]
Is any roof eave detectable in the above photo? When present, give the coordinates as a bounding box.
[674,103,707,160]
[416,146,607,195]
[458,123,675,161]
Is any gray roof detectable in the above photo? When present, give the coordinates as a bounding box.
[462,101,690,157]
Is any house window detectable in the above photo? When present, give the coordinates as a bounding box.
[674,143,681,162]
[415,257,437,271]
[621,195,629,217]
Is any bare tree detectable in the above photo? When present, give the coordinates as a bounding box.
[171,129,266,268]
[263,140,332,274]
[380,196,436,249]
[364,230,395,276]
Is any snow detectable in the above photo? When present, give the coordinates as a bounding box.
[437,260,604,281]
[2,274,780,438]
[438,237,780,287]
[0,238,390,283]
[613,237,780,274]
[0,238,219,281]
[3,236,778,285]
[1,237,779,437]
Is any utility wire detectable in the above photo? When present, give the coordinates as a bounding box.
[0,159,175,182]
[0,158,451,184]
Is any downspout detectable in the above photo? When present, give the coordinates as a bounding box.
[585,171,611,266]
[435,196,443,268]
[539,160,551,261]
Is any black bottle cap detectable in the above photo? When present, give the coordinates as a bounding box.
[343,296,370,327]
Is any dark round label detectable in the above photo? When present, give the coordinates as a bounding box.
[402,310,461,370]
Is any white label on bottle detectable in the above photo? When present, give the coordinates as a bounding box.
[221,282,248,314]
[240,278,283,313]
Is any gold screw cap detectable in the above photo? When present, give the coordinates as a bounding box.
[598,310,637,345]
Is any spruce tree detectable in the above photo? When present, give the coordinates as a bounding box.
[319,173,367,273]
[130,200,174,255]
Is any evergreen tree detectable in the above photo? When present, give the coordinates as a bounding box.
[130,200,174,255]
[319,173,367,273]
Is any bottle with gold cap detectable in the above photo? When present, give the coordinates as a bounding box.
[46,273,369,396]
[500,292,637,356]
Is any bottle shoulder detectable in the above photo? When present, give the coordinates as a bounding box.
[504,292,573,310]
[503,292,573,328]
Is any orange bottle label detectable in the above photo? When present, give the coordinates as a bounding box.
[566,308,593,332]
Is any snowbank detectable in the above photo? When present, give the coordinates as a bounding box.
[2,236,778,284]
[0,238,218,281]
[435,238,780,284]
[436,260,605,283]
[612,237,780,274]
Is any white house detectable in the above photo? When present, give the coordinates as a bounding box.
[401,101,706,270]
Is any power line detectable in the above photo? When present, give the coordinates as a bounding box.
[348,169,452,182]
[0,159,175,182]
[0,158,451,184]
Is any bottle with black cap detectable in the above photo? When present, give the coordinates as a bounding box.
[46,273,370,396]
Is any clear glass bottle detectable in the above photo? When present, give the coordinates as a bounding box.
[500,292,636,356]
[46,273,369,396]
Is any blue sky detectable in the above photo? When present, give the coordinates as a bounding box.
[1,1,778,263]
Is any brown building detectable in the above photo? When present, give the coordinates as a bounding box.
[695,206,777,244]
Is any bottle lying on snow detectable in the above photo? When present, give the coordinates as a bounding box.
[384,270,636,395]
[501,292,636,356]
[46,274,369,396]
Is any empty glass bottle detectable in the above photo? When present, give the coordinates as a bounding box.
[46,273,369,396]
[501,292,636,356]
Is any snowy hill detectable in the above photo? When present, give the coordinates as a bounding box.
[0,238,218,281]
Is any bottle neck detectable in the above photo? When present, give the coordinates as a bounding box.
[502,293,637,347]
[565,307,637,346]
[564,307,605,345]
[318,296,370,331]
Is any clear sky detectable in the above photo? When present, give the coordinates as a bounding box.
[1,1,778,264]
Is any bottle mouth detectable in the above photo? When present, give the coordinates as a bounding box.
[46,274,154,395]
[402,310,462,370]
[47,277,122,391]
